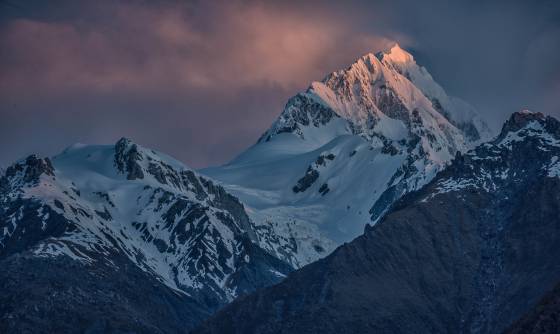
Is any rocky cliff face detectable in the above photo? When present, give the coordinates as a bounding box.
[194,111,560,334]
[0,138,300,332]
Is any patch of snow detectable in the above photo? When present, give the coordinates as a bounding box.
[547,156,560,178]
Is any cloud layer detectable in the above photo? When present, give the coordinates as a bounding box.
[0,0,559,168]
[0,2,392,96]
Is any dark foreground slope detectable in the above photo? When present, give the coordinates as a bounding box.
[0,252,209,333]
[506,280,560,334]
[194,111,560,334]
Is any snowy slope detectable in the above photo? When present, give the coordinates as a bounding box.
[377,44,491,142]
[203,44,491,244]
[0,138,331,312]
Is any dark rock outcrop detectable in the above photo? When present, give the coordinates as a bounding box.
[114,137,145,180]
[293,153,335,193]
[258,93,339,143]
[292,168,319,193]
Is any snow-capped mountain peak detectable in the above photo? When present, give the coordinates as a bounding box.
[1,155,55,190]
[426,110,560,199]
[204,45,493,245]
[498,109,547,136]
[113,137,191,184]
[1,138,328,316]
[378,44,491,142]
[491,110,560,154]
[377,43,415,64]
[261,44,489,147]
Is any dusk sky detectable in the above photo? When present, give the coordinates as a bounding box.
[1,0,559,168]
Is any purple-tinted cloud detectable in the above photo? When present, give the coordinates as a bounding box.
[0,2,393,97]
[0,0,559,168]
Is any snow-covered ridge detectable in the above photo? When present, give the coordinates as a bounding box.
[0,138,333,308]
[261,43,490,146]
[428,110,560,198]
[377,44,491,141]
[204,44,492,244]
[490,110,560,150]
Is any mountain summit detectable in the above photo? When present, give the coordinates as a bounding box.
[259,43,489,145]
[203,44,491,244]
[377,43,415,63]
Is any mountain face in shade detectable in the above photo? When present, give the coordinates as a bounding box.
[0,138,316,332]
[505,280,560,334]
[194,111,560,334]
[202,44,491,246]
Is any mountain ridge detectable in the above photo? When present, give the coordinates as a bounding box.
[194,110,560,334]
[0,137,311,331]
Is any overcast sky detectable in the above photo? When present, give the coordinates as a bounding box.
[1,0,559,168]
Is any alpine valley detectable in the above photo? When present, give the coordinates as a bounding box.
[2,45,559,334]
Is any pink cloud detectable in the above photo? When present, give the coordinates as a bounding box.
[0,2,395,98]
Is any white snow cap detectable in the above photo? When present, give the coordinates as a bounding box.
[378,43,415,63]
